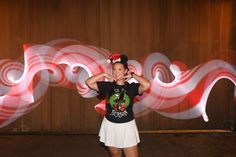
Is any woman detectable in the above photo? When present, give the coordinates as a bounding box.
[85,54,151,157]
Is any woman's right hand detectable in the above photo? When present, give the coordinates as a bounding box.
[104,73,116,82]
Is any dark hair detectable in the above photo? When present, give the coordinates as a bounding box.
[119,54,128,69]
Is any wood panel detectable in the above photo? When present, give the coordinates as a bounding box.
[0,0,235,133]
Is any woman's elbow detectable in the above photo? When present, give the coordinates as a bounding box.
[85,79,88,85]
[85,79,91,87]
[142,81,151,92]
[145,81,151,90]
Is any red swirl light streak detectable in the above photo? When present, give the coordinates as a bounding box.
[0,39,235,128]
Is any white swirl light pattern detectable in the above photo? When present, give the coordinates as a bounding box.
[0,39,235,128]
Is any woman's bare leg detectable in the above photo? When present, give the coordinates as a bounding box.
[123,145,138,157]
[108,146,122,157]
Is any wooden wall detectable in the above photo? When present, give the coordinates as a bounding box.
[0,0,235,133]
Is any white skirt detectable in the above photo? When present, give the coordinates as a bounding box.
[99,117,140,148]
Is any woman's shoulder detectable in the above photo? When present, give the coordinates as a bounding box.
[126,82,140,89]
[127,82,140,85]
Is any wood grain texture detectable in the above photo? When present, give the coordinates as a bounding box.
[0,0,235,133]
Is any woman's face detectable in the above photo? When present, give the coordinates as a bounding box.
[112,63,128,81]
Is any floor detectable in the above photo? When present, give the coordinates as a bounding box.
[0,132,235,157]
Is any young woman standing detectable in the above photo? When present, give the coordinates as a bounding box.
[85,54,151,157]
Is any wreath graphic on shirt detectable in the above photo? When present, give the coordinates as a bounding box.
[109,91,130,112]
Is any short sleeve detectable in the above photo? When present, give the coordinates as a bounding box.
[130,82,142,96]
[97,81,111,95]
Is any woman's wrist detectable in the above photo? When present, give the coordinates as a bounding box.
[104,73,107,78]
[131,72,134,78]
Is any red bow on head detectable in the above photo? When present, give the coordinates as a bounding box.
[107,54,121,63]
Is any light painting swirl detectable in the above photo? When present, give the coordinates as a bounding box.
[0,39,235,128]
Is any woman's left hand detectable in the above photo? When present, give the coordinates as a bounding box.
[123,71,133,81]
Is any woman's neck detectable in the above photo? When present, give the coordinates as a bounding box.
[116,79,125,85]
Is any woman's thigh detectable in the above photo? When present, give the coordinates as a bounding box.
[108,146,122,157]
[123,145,138,157]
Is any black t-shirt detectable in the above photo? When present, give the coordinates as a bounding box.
[97,81,141,123]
